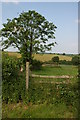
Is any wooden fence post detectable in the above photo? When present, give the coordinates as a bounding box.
[26,62,29,90]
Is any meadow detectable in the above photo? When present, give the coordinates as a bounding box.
[2,52,79,118]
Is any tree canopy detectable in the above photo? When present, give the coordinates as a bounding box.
[1,10,57,63]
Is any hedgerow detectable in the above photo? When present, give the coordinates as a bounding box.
[2,52,26,103]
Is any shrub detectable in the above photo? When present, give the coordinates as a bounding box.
[30,59,43,70]
[52,56,59,64]
[2,52,21,81]
[28,78,79,106]
[59,60,72,65]
[71,56,79,66]
[2,52,27,103]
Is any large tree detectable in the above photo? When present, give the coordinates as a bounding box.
[0,10,57,63]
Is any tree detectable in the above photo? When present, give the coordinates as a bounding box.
[0,10,57,64]
[52,56,59,65]
[63,53,66,55]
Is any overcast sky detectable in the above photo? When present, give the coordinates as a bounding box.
[1,2,78,54]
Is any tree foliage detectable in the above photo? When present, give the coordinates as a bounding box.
[1,10,57,63]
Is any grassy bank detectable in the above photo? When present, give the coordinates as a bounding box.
[2,102,78,118]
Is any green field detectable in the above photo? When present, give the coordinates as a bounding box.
[32,65,78,76]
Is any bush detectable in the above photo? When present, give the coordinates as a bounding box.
[2,52,27,103]
[28,78,79,106]
[59,60,72,65]
[30,59,43,70]
[52,56,59,64]
[2,52,21,81]
[2,78,26,103]
[71,56,79,66]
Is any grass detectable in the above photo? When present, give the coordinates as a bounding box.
[32,65,78,77]
[2,102,78,118]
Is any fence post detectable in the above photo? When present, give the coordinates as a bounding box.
[26,62,29,90]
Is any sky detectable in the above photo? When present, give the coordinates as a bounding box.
[0,2,78,54]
